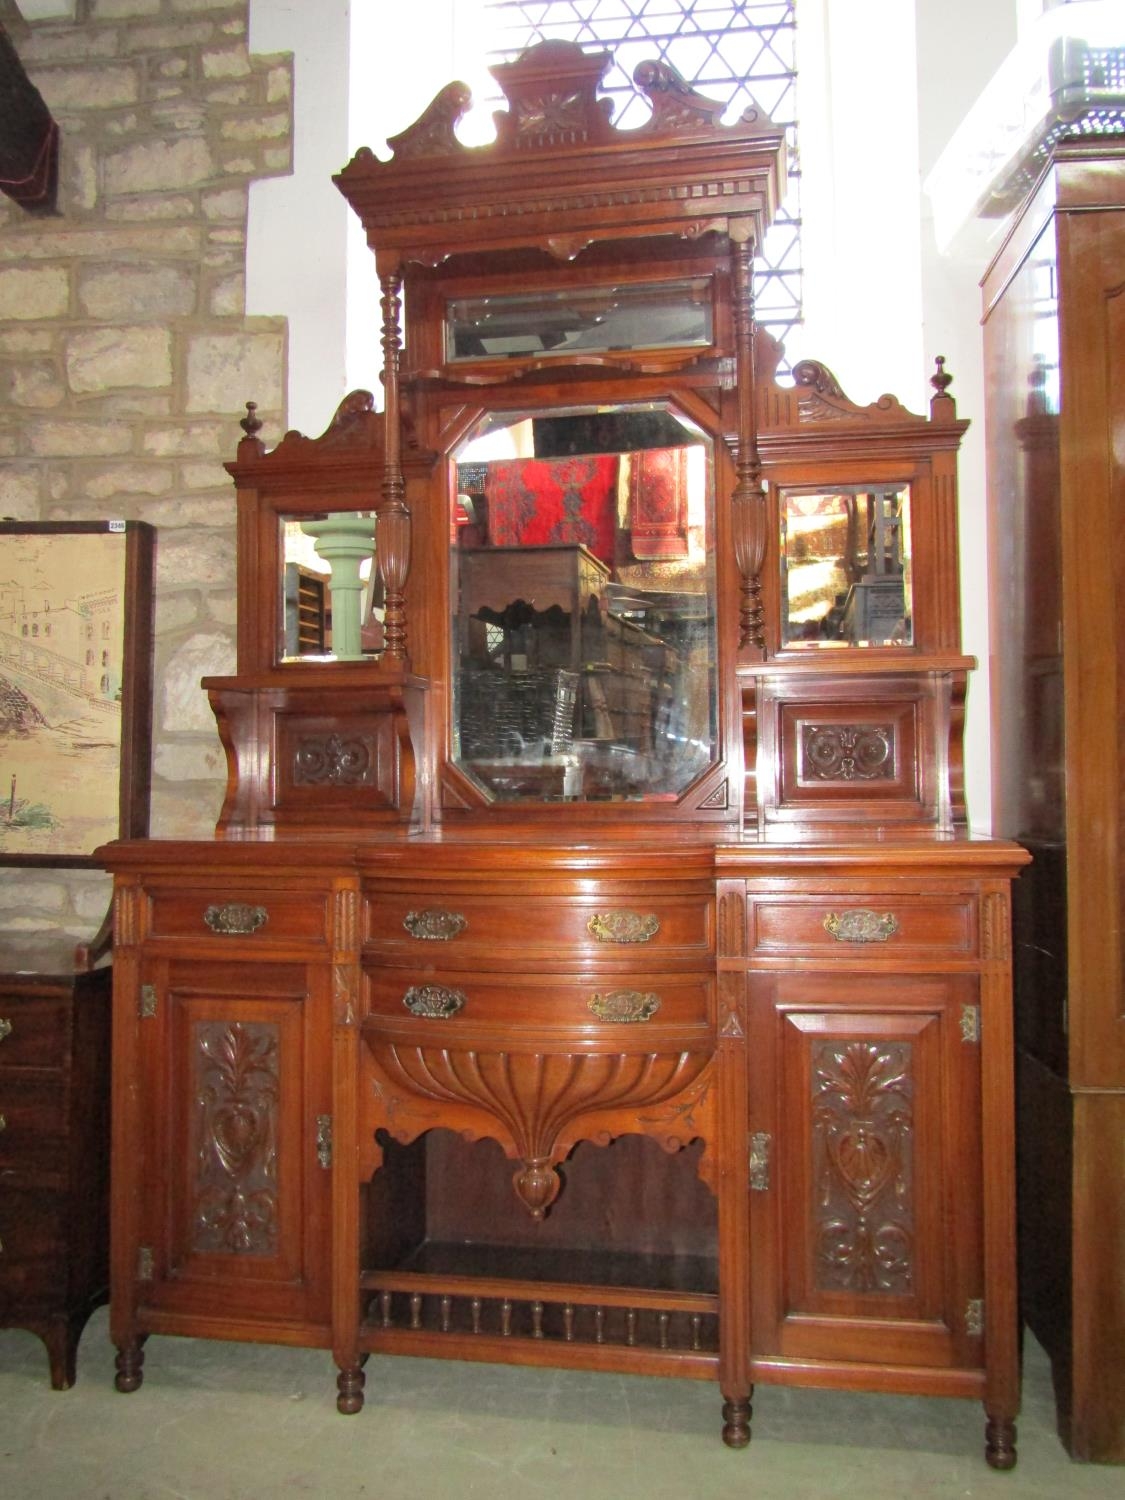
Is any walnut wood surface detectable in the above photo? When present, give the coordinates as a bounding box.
[983,141,1125,1463]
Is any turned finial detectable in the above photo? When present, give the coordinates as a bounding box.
[240,400,263,439]
[931,356,953,396]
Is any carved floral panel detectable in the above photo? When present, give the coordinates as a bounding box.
[811,1039,915,1294]
[192,1021,280,1255]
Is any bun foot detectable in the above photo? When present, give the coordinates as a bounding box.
[337,1361,366,1414]
[985,1415,1017,1470]
[114,1340,145,1394]
[721,1395,752,1448]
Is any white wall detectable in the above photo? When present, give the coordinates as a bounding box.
[247,0,352,436]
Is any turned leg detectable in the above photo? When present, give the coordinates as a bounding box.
[336,1357,367,1415]
[985,1412,1017,1470]
[114,1338,146,1393]
[42,1318,79,1391]
[721,1391,753,1449]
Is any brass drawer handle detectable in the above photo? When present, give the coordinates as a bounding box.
[588,990,661,1024]
[403,909,468,942]
[204,902,268,935]
[403,985,466,1020]
[823,910,899,944]
[0,1114,5,1132]
[0,1018,11,1042]
[588,911,660,944]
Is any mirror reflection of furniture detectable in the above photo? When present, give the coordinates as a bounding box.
[98,38,1029,1473]
[782,485,912,646]
[298,512,374,661]
[451,406,714,803]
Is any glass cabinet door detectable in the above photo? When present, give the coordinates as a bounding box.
[450,404,718,804]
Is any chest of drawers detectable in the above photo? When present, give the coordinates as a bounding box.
[0,966,111,1388]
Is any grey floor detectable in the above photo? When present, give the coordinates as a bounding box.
[1,1309,1120,1499]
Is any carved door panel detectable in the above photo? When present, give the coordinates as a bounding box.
[748,971,984,1373]
[134,957,333,1332]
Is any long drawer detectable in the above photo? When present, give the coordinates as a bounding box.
[364,969,713,1037]
[365,893,713,963]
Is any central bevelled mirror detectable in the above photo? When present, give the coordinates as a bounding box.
[450,403,717,803]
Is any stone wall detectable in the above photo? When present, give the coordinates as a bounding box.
[0,0,292,965]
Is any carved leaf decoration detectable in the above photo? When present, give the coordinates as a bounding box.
[811,1040,915,1293]
[364,1040,710,1218]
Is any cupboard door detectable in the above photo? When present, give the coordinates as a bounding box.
[749,971,984,1374]
[134,957,333,1334]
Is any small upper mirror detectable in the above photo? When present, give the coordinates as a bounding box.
[446,278,714,363]
[781,485,913,647]
[280,513,382,662]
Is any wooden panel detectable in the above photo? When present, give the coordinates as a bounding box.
[750,893,976,958]
[778,698,919,807]
[1063,206,1125,1088]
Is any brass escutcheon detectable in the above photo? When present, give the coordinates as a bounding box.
[403,984,466,1019]
[203,902,269,935]
[823,909,898,944]
[0,1018,11,1042]
[587,910,660,944]
[403,909,468,941]
[588,990,661,1024]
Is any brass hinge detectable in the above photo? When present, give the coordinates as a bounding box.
[139,983,157,1018]
[966,1297,984,1337]
[316,1114,332,1169]
[137,1246,155,1282]
[749,1131,771,1192]
[960,1003,981,1045]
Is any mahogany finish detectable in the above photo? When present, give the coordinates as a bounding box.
[983,141,1125,1463]
[98,42,1027,1467]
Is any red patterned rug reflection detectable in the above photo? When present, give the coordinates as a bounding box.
[485,455,618,566]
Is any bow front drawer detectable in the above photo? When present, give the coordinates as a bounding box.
[365,894,713,961]
[363,971,712,1035]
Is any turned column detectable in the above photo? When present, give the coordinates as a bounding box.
[377,264,410,664]
[729,226,766,657]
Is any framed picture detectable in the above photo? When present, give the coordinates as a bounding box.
[0,520,154,866]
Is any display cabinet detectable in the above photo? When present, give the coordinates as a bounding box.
[99,40,1027,1468]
